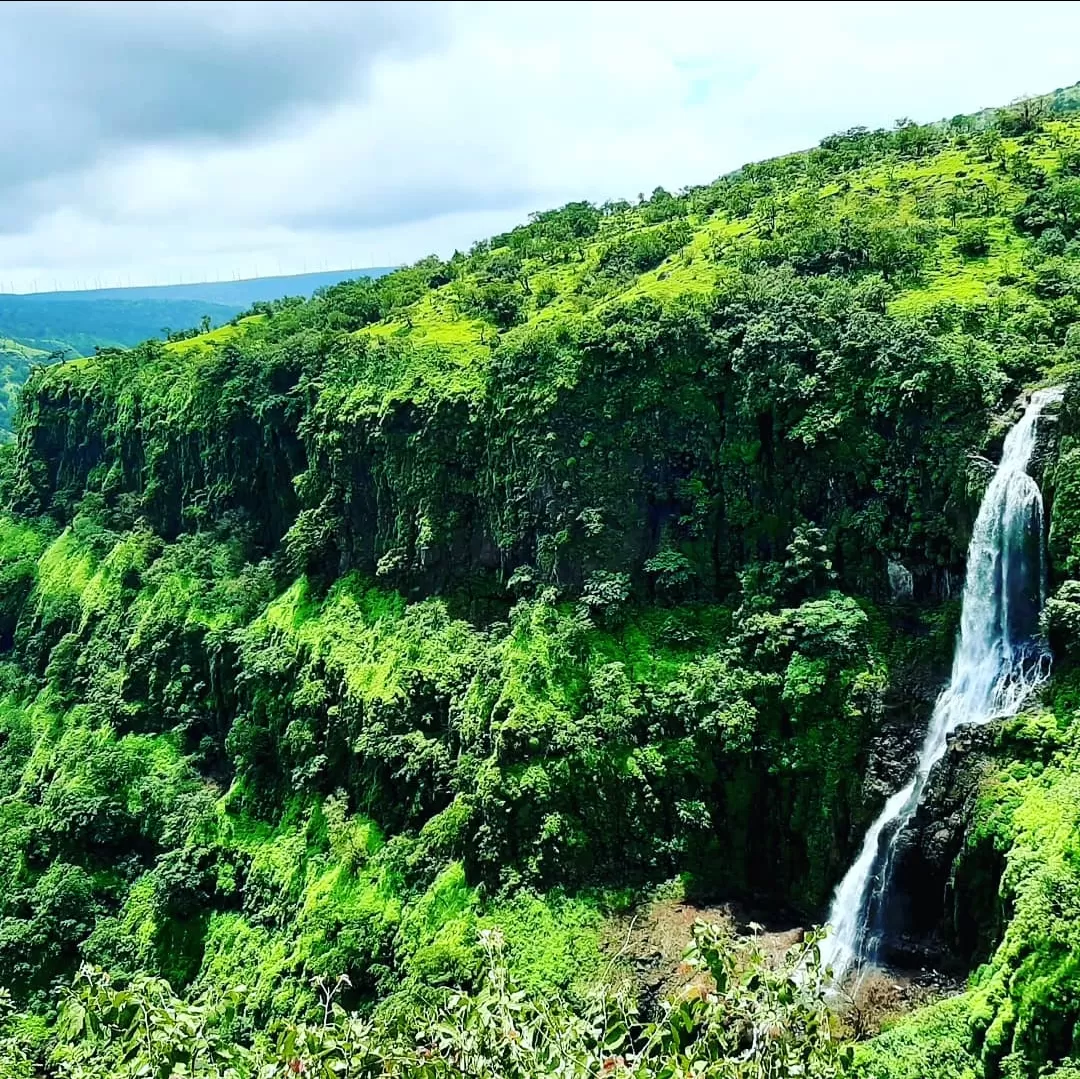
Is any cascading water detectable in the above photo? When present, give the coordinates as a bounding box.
[820,387,1063,986]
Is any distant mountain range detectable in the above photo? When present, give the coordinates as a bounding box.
[15,267,397,310]
[0,267,395,438]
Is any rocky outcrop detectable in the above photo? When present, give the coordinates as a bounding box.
[874,721,998,970]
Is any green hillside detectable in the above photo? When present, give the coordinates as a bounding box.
[0,269,393,440]
[0,339,48,442]
[3,85,1080,1077]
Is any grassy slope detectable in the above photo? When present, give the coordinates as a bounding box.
[356,125,1073,360]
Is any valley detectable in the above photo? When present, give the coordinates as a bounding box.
[0,268,393,440]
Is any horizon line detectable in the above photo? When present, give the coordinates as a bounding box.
[1,264,403,299]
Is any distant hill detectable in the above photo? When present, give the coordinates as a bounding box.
[16,266,396,309]
[0,267,395,437]
[0,296,244,356]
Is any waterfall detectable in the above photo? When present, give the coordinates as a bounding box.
[820,387,1062,985]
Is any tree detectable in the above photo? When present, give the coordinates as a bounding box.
[1016,178,1080,239]
[471,281,525,330]
[956,220,991,258]
[975,127,1005,167]
[783,524,835,602]
[943,186,969,228]
[998,96,1048,137]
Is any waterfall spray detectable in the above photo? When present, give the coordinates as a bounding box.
[820,388,1062,985]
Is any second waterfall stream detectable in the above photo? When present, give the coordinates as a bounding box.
[820,387,1063,985]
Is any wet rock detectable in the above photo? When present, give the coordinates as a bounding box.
[887,560,914,600]
[909,563,965,604]
[855,680,938,827]
[875,720,999,969]
[1029,393,1063,486]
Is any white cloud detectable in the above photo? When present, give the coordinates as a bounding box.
[1,0,1078,291]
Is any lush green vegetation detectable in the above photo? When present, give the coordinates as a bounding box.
[8,924,848,1078]
[3,85,1080,1076]
[0,340,48,443]
[0,270,394,440]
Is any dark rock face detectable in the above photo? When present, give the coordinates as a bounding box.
[850,622,950,840]
[873,721,999,970]
[859,700,923,815]
[1029,394,1063,488]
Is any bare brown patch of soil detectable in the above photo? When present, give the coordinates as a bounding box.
[834,965,963,1039]
[605,888,959,1037]
[606,893,808,1010]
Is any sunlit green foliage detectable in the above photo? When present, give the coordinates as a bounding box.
[3,85,1080,1079]
[39,923,849,1079]
[0,340,50,443]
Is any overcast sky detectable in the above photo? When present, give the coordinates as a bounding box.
[2,1,1079,292]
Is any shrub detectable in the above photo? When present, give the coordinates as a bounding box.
[956,220,991,258]
[45,923,851,1078]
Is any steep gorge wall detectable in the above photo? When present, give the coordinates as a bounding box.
[3,279,1021,929]
[8,261,1080,1077]
[14,280,1004,611]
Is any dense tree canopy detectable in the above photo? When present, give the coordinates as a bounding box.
[2,85,1080,1078]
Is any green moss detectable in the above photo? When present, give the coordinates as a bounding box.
[478,890,606,1000]
[33,530,95,617]
[395,862,479,985]
[966,749,1080,1069]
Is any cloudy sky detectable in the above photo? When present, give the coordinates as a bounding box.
[2,1,1079,292]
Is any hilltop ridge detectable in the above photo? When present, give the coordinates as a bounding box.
[124,82,1080,371]
[6,265,396,307]
[0,266,394,437]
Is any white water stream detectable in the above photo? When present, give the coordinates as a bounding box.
[820,388,1062,984]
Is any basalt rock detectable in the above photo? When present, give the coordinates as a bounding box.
[875,720,999,970]
[852,634,948,835]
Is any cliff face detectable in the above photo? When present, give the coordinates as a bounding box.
[14,284,999,607]
[3,272,1009,942]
